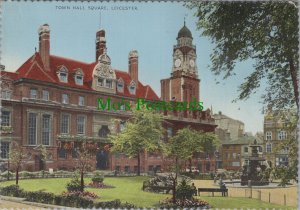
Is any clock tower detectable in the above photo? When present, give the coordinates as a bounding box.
[161,21,200,102]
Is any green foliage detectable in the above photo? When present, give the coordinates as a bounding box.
[186,1,299,109]
[0,185,24,197]
[66,172,82,192]
[176,179,195,200]
[24,191,55,204]
[273,166,294,186]
[94,199,136,209]
[109,108,165,175]
[91,171,104,183]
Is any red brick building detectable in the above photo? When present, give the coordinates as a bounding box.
[0,23,216,173]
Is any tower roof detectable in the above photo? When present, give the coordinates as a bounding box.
[177,22,192,39]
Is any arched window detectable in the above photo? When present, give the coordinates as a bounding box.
[57,66,68,83]
[98,125,110,138]
[128,80,136,95]
[74,69,84,86]
[117,78,124,92]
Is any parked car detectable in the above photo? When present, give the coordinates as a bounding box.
[185,166,199,173]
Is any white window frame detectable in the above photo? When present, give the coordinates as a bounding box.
[105,79,112,88]
[62,93,69,104]
[266,143,272,153]
[1,110,11,126]
[30,89,38,99]
[28,112,38,145]
[117,78,124,92]
[42,114,51,145]
[1,90,11,99]
[265,131,272,140]
[78,96,85,106]
[0,142,10,159]
[77,115,86,135]
[278,130,287,140]
[60,113,70,134]
[42,90,49,101]
[97,78,104,86]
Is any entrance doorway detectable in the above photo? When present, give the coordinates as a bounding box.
[96,150,109,170]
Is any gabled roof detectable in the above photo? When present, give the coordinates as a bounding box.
[13,52,159,100]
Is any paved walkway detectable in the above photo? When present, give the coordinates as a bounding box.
[0,200,45,209]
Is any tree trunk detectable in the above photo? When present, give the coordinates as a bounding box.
[137,152,141,176]
[189,158,192,173]
[16,168,19,185]
[172,157,178,204]
[80,170,84,192]
[289,59,299,108]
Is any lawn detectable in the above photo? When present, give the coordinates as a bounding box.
[0,177,296,209]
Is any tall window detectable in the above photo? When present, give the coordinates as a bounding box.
[77,115,85,135]
[0,142,9,159]
[62,93,69,104]
[1,110,11,126]
[244,147,248,153]
[265,131,272,140]
[278,131,287,140]
[78,96,85,106]
[42,114,51,145]
[42,90,49,101]
[1,90,11,99]
[30,89,37,99]
[28,113,37,145]
[59,71,68,83]
[61,114,70,134]
[106,79,112,88]
[117,78,124,92]
[266,143,272,153]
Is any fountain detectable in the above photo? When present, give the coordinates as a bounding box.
[241,140,270,186]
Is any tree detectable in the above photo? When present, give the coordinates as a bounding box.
[9,141,26,185]
[167,127,218,203]
[186,1,299,110]
[109,108,164,176]
[76,145,93,192]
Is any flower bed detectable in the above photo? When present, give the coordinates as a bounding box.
[159,198,211,208]
[87,181,115,189]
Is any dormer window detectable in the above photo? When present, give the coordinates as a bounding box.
[128,80,136,95]
[97,78,104,86]
[117,78,124,92]
[74,69,84,86]
[57,66,68,83]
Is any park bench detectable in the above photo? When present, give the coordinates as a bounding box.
[198,188,228,197]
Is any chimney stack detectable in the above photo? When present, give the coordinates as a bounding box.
[128,50,138,86]
[38,24,50,71]
[96,29,106,61]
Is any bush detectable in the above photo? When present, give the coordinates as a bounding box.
[94,199,136,209]
[91,171,104,183]
[159,198,211,208]
[0,171,15,179]
[24,191,55,204]
[0,185,24,197]
[176,179,195,200]
[66,172,82,192]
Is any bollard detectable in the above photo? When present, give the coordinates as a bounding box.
[268,192,271,203]
[284,194,286,206]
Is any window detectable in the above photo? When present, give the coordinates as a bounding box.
[167,127,173,138]
[75,75,83,85]
[58,148,67,159]
[115,166,120,171]
[30,89,37,99]
[266,143,272,153]
[232,153,237,159]
[59,72,68,82]
[97,78,104,86]
[128,81,136,95]
[62,93,69,104]
[106,79,112,88]
[124,166,130,173]
[276,156,289,166]
[78,96,85,106]
[244,147,248,153]
[1,110,11,126]
[264,121,273,127]
[117,78,124,92]
[61,114,70,134]
[278,131,287,140]
[265,131,272,140]
[77,115,86,135]
[28,113,37,145]
[98,125,110,138]
[42,90,49,101]
[72,148,78,158]
[0,142,9,159]
[1,90,11,99]
[42,114,51,145]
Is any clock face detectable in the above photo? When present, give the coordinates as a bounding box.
[175,59,181,68]
[190,59,195,67]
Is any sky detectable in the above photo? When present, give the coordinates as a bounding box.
[2,1,265,134]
